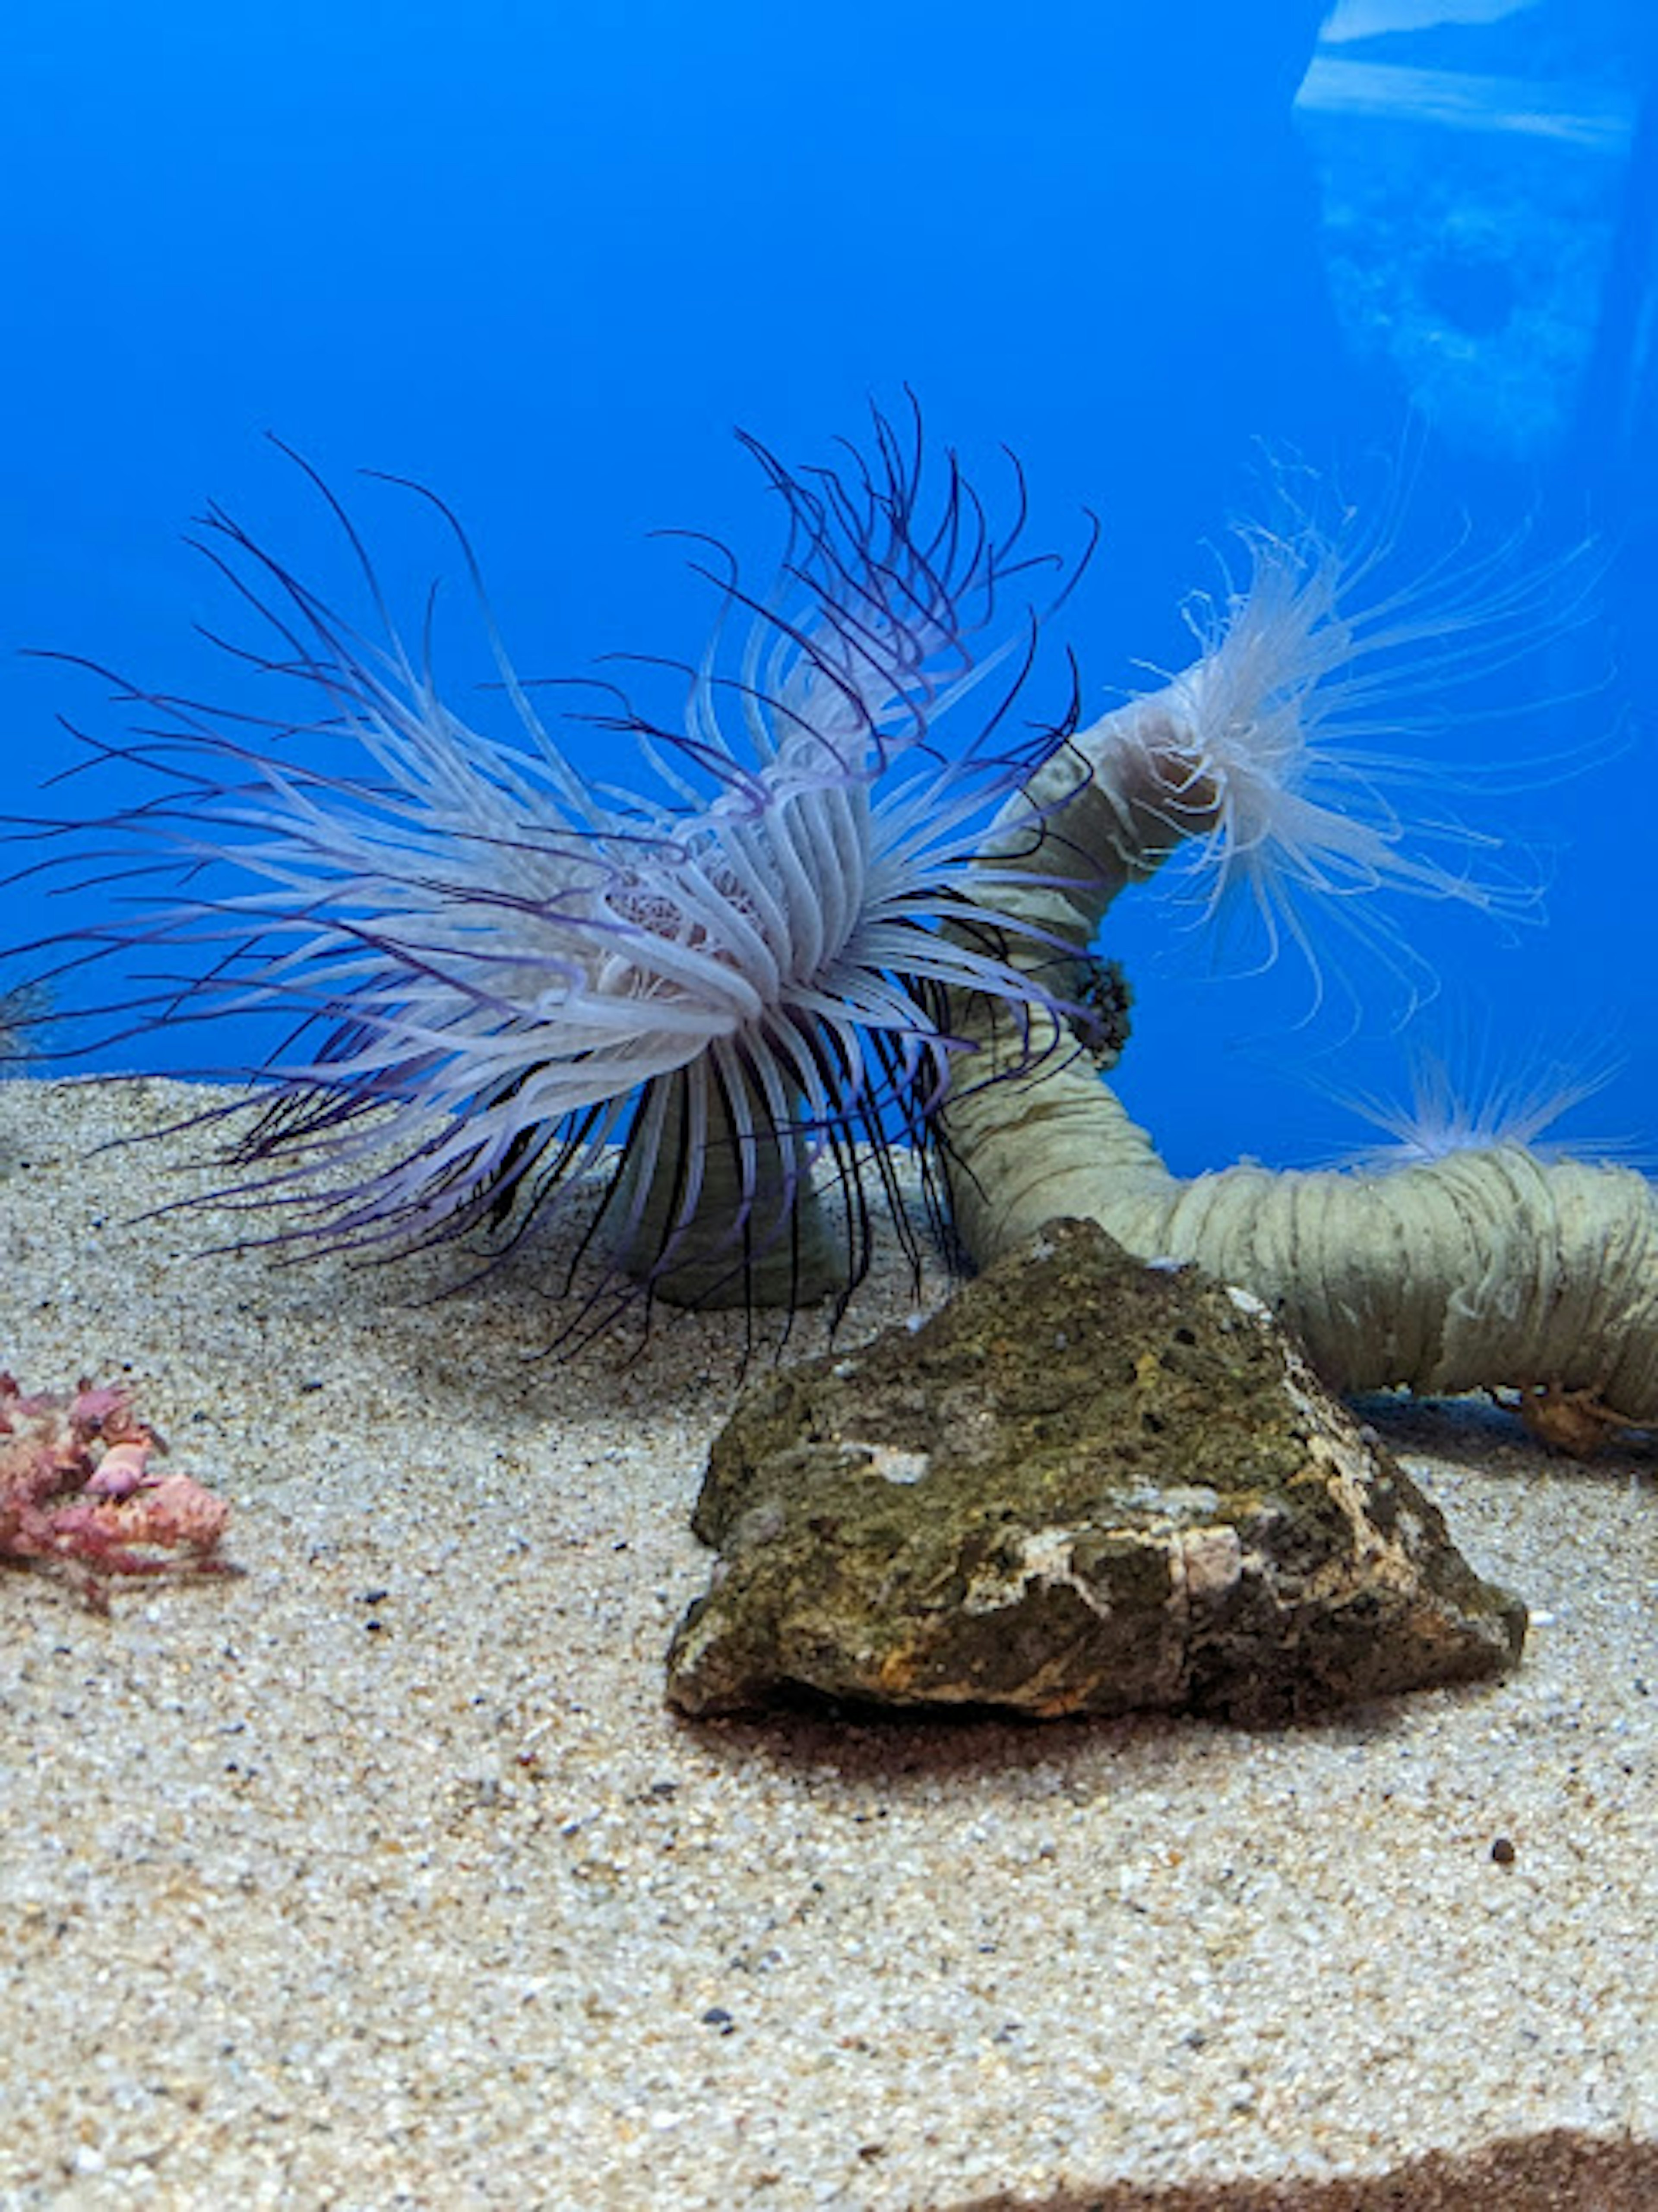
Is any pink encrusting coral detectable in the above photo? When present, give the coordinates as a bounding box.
[0,1372,234,1607]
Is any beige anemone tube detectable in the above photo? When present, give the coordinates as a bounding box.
[942,690,1658,1444]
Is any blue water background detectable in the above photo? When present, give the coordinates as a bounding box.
[4,0,1653,1179]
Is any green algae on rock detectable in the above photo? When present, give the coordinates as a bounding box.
[665,1218,1526,1723]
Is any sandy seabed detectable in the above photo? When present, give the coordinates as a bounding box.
[0,1076,1653,2212]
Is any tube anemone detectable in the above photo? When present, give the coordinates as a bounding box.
[13,406,1095,1346]
[981,469,1601,1024]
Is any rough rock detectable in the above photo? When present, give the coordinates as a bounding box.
[665,1218,1527,1722]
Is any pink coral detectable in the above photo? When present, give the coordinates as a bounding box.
[0,1372,235,1609]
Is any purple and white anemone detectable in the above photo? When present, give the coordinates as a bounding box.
[16,406,1095,1343]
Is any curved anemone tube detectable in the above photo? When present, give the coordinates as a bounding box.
[9,405,1096,1348]
[942,522,1658,1437]
[943,1005,1658,1433]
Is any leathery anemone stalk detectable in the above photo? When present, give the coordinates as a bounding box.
[940,492,1658,1448]
[15,408,1094,1346]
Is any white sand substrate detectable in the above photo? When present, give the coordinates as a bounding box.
[0,1077,1653,2211]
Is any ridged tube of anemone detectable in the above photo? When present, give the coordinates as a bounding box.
[960,694,1220,976]
[605,1058,857,1312]
[939,1017,1658,1429]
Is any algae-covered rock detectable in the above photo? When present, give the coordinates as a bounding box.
[665,1218,1526,1722]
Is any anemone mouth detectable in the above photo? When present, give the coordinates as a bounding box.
[8,399,1098,1352]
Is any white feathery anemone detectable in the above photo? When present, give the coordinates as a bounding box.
[13,406,1095,1344]
[999,469,1601,1020]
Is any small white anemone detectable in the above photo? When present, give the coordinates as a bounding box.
[1316,1022,1642,1174]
